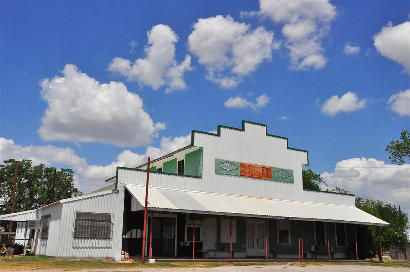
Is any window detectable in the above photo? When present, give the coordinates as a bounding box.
[335,223,346,246]
[277,220,290,245]
[315,222,326,246]
[220,218,236,243]
[178,160,184,175]
[74,212,112,239]
[40,215,50,239]
[186,227,200,241]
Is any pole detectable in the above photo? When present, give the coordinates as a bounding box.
[326,223,330,261]
[8,164,18,243]
[355,226,358,261]
[141,157,151,263]
[229,217,232,261]
[265,219,268,262]
[192,214,196,261]
[149,214,153,259]
[298,237,301,261]
[300,224,304,262]
[378,227,383,262]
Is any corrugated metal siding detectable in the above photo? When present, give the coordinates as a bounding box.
[30,190,124,260]
[118,123,355,207]
[57,190,124,260]
[125,185,388,226]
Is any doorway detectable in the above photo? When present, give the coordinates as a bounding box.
[246,220,265,256]
[151,217,176,257]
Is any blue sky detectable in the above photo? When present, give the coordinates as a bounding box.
[1,1,409,212]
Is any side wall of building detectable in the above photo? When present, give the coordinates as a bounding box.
[33,190,125,260]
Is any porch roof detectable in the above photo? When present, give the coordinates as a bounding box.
[125,184,388,226]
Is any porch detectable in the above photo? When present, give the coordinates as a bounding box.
[122,188,375,261]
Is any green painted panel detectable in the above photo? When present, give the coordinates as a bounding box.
[215,159,240,176]
[163,158,177,174]
[184,149,203,177]
[149,166,156,172]
[273,167,294,183]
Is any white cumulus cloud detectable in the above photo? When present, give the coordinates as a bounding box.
[322,157,410,215]
[0,138,87,170]
[224,94,269,110]
[257,0,336,70]
[109,24,193,92]
[344,43,360,55]
[188,15,274,88]
[321,92,366,116]
[39,64,164,147]
[374,21,410,74]
[388,89,410,117]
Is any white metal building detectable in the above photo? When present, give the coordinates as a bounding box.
[0,121,388,261]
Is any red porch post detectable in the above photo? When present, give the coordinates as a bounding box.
[265,219,268,262]
[355,226,358,261]
[141,157,151,263]
[229,217,233,261]
[192,214,196,261]
[298,237,301,261]
[301,237,304,261]
[149,214,153,259]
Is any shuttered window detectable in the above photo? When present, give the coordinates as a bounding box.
[40,215,51,239]
[74,212,112,239]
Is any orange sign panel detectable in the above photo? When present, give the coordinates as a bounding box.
[240,163,273,180]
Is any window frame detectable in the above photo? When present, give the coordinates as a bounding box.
[185,219,201,242]
[74,212,112,240]
[220,217,236,243]
[277,219,291,245]
[40,214,51,240]
[178,160,184,175]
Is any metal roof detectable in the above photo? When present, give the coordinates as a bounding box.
[0,209,37,221]
[126,184,388,226]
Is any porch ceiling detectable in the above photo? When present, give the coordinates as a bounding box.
[125,184,388,226]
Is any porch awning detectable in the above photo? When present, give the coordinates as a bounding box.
[125,184,388,226]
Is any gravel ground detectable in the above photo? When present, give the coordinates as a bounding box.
[18,264,410,272]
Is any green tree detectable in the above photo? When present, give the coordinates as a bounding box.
[302,169,325,191]
[385,130,410,165]
[356,197,409,253]
[0,159,81,215]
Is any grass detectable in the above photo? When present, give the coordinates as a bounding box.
[0,256,409,271]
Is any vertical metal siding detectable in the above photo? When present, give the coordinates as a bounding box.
[118,123,355,206]
[32,190,124,260]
